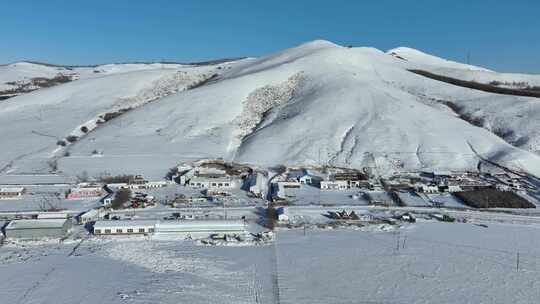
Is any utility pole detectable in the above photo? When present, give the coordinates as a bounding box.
[516,251,520,271]
[402,235,407,249]
[395,231,401,253]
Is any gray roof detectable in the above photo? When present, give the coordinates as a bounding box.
[6,219,69,230]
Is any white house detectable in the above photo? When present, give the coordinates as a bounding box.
[320,180,348,191]
[447,185,462,192]
[417,184,439,193]
[100,192,114,205]
[0,187,25,200]
[276,207,289,222]
[298,174,312,184]
[298,172,324,185]
[179,174,189,185]
[188,177,239,189]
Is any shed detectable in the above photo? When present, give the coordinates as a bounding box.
[5,219,72,239]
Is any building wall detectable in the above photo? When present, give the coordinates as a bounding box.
[67,190,103,199]
[94,225,154,235]
[321,181,348,190]
[0,192,23,199]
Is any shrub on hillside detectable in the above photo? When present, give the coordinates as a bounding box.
[66,135,79,143]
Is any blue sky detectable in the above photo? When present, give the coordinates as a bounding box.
[1,0,539,73]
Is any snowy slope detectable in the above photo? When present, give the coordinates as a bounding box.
[60,40,540,178]
[388,47,492,72]
[386,48,540,155]
[388,47,540,87]
[74,62,186,80]
[0,61,196,106]
[0,62,73,91]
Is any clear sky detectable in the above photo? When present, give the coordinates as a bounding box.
[1,0,539,73]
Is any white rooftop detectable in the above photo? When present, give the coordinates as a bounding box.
[0,187,25,193]
[190,176,236,182]
[93,220,158,228]
[156,220,245,229]
[5,219,68,230]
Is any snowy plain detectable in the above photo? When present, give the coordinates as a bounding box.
[2,221,540,304]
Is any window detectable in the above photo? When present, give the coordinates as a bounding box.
[127,229,133,233]
[224,183,229,187]
[212,183,217,186]
[116,229,123,233]
[95,229,101,234]
[148,228,154,233]
[104,229,111,234]
[139,228,145,233]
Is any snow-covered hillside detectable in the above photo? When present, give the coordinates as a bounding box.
[0,61,190,99]
[388,47,540,88]
[2,40,540,179]
[387,47,540,155]
[0,62,231,176]
[0,62,71,90]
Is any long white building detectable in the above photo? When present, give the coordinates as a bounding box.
[154,220,247,238]
[93,220,157,235]
[93,219,247,239]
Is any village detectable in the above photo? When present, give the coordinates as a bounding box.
[0,158,539,244]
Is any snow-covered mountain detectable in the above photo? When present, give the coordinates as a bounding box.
[1,40,540,179]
